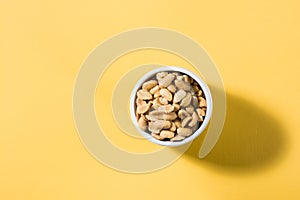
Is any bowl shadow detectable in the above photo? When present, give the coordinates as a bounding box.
[184,93,288,174]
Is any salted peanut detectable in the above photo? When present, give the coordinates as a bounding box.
[170,122,176,132]
[160,130,175,139]
[137,103,151,114]
[157,104,174,113]
[174,89,186,103]
[167,84,176,93]
[149,120,165,133]
[189,112,198,127]
[158,74,175,87]
[177,75,183,80]
[160,88,172,101]
[171,135,185,142]
[174,119,181,128]
[159,97,168,105]
[162,112,178,120]
[137,89,153,100]
[192,85,200,92]
[136,98,146,106]
[191,124,199,132]
[138,115,147,131]
[145,115,151,121]
[178,109,190,119]
[199,97,207,107]
[192,96,199,107]
[172,72,179,76]
[198,108,205,116]
[186,105,194,114]
[180,93,192,107]
[182,116,192,127]
[196,108,204,122]
[152,98,161,109]
[183,75,190,83]
[183,75,193,83]
[173,103,180,111]
[163,121,172,129]
[196,90,203,97]
[154,90,161,98]
[148,110,177,121]
[142,80,157,90]
[156,72,168,81]
[177,128,193,137]
[152,133,164,140]
[150,85,160,94]
[175,79,191,91]
[136,109,140,120]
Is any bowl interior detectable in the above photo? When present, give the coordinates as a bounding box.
[130,66,212,147]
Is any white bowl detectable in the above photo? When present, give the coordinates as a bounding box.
[130,66,213,147]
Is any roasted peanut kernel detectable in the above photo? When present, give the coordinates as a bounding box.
[198,108,205,116]
[170,122,176,132]
[174,119,181,128]
[151,133,164,140]
[196,90,203,97]
[186,105,194,114]
[182,116,193,127]
[192,96,199,107]
[148,120,165,133]
[199,97,207,107]
[158,74,175,87]
[178,109,190,119]
[192,85,200,92]
[173,103,180,111]
[136,98,146,106]
[138,115,147,131]
[142,80,157,90]
[175,79,191,91]
[154,90,161,98]
[196,108,204,122]
[160,130,175,139]
[137,103,151,114]
[177,128,193,137]
[137,89,153,100]
[167,84,176,93]
[157,104,174,113]
[180,92,192,107]
[163,121,172,129]
[158,97,168,105]
[171,135,185,142]
[174,89,186,103]
[156,72,168,81]
[160,88,172,101]
[149,85,160,94]
[188,112,198,127]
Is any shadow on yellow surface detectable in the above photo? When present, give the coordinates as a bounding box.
[185,93,288,174]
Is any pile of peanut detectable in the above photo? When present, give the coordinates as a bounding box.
[135,71,207,142]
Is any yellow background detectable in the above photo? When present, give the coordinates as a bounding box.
[1,0,300,199]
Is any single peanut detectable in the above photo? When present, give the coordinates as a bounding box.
[171,135,185,142]
[180,92,192,107]
[138,115,147,131]
[142,80,157,90]
[174,89,186,103]
[177,128,193,137]
[188,112,198,127]
[175,79,191,91]
[160,88,172,101]
[182,116,192,127]
[158,74,175,87]
[137,89,153,100]
[160,130,175,139]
